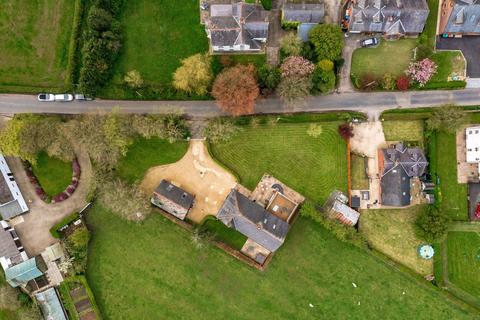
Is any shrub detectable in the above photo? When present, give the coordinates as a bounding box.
[426,105,466,134]
[67,186,76,194]
[312,66,335,94]
[280,32,303,57]
[212,64,260,116]
[416,44,433,61]
[163,114,189,143]
[257,65,281,92]
[318,59,334,72]
[381,73,396,91]
[309,24,344,61]
[405,58,438,87]
[301,41,317,63]
[281,21,300,31]
[205,118,240,143]
[66,227,90,274]
[307,124,323,137]
[280,56,315,78]
[396,76,410,91]
[124,70,144,89]
[338,123,354,140]
[415,206,449,243]
[72,159,81,177]
[277,76,312,103]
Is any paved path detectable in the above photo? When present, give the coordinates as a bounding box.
[2,90,480,117]
[9,146,93,256]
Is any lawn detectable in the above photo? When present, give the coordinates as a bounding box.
[359,206,433,275]
[0,0,76,92]
[86,204,475,319]
[32,152,72,197]
[430,51,466,82]
[351,154,368,190]
[382,120,425,144]
[199,216,248,250]
[351,39,416,78]
[446,231,480,299]
[209,122,348,204]
[436,131,468,221]
[99,0,209,98]
[115,137,188,184]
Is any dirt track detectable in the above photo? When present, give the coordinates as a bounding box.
[140,140,237,224]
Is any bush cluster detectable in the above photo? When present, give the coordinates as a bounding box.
[78,0,125,95]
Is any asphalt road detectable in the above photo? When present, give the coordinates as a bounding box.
[1,89,480,117]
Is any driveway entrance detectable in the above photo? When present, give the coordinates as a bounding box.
[436,36,480,78]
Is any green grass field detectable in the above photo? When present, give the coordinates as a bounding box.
[86,204,474,319]
[199,216,248,250]
[100,0,208,98]
[0,0,75,92]
[436,131,468,221]
[382,120,425,144]
[351,39,416,78]
[359,206,432,275]
[32,152,72,196]
[209,122,347,204]
[430,51,465,82]
[351,154,368,190]
[446,231,480,299]
[115,137,188,184]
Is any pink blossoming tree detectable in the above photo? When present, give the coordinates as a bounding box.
[405,58,437,87]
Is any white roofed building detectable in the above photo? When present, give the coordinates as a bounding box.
[466,126,480,163]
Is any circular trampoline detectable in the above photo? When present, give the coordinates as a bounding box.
[418,245,435,260]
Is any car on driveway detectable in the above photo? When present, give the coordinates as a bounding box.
[360,37,379,48]
[37,93,55,102]
[54,94,74,102]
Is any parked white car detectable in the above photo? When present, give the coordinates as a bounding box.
[37,93,55,102]
[54,94,74,102]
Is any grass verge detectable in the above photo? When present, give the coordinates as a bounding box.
[32,152,72,197]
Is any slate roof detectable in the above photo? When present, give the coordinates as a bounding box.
[298,23,317,41]
[0,172,14,205]
[35,288,68,320]
[154,180,194,210]
[207,2,269,49]
[349,0,429,35]
[381,164,411,206]
[283,3,325,23]
[217,189,290,252]
[0,200,23,220]
[5,257,44,288]
[443,0,480,34]
[382,143,428,177]
[0,227,20,262]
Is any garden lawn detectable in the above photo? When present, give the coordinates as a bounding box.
[32,152,72,197]
[359,206,432,275]
[351,39,416,78]
[199,216,247,250]
[382,120,425,144]
[446,231,480,299]
[86,204,474,319]
[436,131,468,221]
[116,137,188,184]
[351,154,368,190]
[100,0,209,98]
[430,51,465,82]
[0,0,75,92]
[209,122,347,204]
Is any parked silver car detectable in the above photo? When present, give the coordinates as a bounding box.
[54,94,74,102]
[74,94,93,101]
[37,93,55,102]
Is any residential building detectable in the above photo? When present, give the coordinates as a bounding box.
[345,0,430,39]
[439,0,480,36]
[0,154,28,220]
[205,2,269,53]
[151,180,194,220]
[0,220,27,271]
[217,175,304,256]
[282,2,325,41]
[379,143,428,206]
[5,256,48,291]
[466,126,480,163]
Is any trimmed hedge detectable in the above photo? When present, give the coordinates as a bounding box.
[281,20,300,30]
[65,0,84,89]
[231,111,367,126]
[50,212,80,238]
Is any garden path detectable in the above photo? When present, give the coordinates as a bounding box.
[8,146,93,256]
